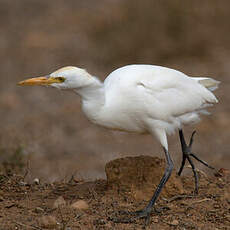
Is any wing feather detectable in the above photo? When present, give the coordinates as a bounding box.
[137,74,218,120]
[104,64,218,124]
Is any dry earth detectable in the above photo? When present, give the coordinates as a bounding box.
[0,0,230,183]
[0,1,230,229]
[0,156,229,230]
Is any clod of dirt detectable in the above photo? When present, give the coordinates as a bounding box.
[170,219,179,226]
[40,215,57,229]
[71,200,89,210]
[53,196,66,209]
[34,207,44,213]
[214,168,230,182]
[105,156,184,200]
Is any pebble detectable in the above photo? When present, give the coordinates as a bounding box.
[93,219,106,225]
[33,178,40,185]
[170,219,179,226]
[34,207,44,213]
[71,200,89,210]
[53,196,66,209]
[40,215,57,229]
[225,214,230,221]
[152,217,159,223]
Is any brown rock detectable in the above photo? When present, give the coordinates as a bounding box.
[105,156,184,201]
[71,200,89,210]
[170,219,179,226]
[34,207,44,213]
[40,215,57,229]
[53,196,66,209]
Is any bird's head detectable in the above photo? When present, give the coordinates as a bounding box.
[18,66,93,90]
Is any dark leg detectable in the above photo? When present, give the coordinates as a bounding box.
[178,129,214,194]
[111,147,173,225]
[178,130,196,176]
[135,147,174,224]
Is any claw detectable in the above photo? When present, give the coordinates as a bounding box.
[110,208,151,224]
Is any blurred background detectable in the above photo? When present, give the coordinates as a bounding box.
[0,0,229,182]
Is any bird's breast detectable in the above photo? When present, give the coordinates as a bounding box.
[82,101,148,133]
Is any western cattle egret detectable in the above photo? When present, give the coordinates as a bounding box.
[18,64,219,221]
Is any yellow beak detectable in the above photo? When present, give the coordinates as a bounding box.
[18,76,61,86]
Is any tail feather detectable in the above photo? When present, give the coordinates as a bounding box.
[193,77,220,91]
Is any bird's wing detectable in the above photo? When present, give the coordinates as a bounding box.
[137,74,218,120]
[104,64,218,121]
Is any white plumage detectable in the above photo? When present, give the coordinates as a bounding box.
[102,65,218,141]
[43,64,218,150]
[18,64,219,154]
[18,64,219,221]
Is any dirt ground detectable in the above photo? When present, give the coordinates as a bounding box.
[0,0,230,183]
[0,156,229,230]
[0,1,230,229]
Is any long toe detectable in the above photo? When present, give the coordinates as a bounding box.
[135,209,151,218]
[110,208,152,224]
[109,211,136,224]
[190,152,215,169]
[135,209,152,226]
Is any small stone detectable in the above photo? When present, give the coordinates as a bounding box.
[19,181,28,186]
[53,196,66,209]
[34,207,44,213]
[93,219,106,225]
[33,178,40,185]
[71,200,89,210]
[170,219,179,226]
[0,195,4,202]
[152,217,159,223]
[40,215,57,229]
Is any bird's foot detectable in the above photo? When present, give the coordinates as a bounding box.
[109,206,170,225]
[178,130,215,194]
[179,131,215,171]
[109,208,152,225]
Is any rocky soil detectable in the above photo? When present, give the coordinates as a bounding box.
[0,156,229,229]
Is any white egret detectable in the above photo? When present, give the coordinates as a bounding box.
[18,64,219,221]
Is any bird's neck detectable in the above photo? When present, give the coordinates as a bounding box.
[74,76,105,124]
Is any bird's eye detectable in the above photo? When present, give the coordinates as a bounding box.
[56,77,65,82]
